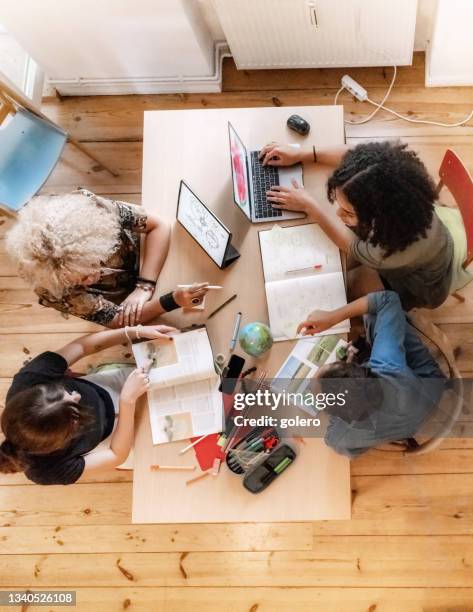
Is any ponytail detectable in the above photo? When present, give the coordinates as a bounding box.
[1,383,95,474]
[0,439,28,473]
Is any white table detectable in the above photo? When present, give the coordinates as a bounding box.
[132,105,350,523]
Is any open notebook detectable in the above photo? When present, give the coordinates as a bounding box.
[258,224,350,341]
[132,327,223,445]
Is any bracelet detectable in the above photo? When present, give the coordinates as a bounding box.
[124,326,132,343]
[159,291,180,312]
[137,276,157,286]
[312,145,317,163]
[135,324,143,340]
[135,282,154,292]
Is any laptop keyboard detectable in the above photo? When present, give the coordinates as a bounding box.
[250,151,283,219]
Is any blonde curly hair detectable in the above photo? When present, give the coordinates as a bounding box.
[6,192,121,297]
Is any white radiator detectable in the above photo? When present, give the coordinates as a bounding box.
[213,0,417,69]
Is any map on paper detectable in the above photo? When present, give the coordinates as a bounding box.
[259,224,350,341]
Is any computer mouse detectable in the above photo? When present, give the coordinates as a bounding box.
[287,114,310,135]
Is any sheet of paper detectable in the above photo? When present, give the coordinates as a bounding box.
[265,273,350,341]
[272,335,348,414]
[259,223,342,283]
[148,377,223,445]
[132,327,215,389]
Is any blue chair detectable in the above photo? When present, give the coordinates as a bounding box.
[0,106,67,215]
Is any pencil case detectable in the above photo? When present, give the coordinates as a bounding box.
[243,443,297,494]
[225,425,280,475]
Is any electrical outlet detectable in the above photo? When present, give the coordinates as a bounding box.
[341,75,368,102]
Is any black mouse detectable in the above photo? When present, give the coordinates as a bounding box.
[287,114,310,135]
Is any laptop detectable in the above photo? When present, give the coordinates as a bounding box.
[228,122,305,223]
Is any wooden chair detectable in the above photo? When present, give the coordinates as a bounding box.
[436,148,473,302]
[385,311,463,456]
[0,78,118,216]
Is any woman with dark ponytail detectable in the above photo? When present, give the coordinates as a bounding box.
[0,323,176,485]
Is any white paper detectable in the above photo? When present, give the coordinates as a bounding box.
[265,273,350,341]
[132,327,215,389]
[259,224,350,341]
[132,328,223,445]
[272,335,349,414]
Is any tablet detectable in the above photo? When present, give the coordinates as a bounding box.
[177,180,234,269]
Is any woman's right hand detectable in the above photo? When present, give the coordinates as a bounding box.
[172,283,210,309]
[259,142,303,167]
[120,365,151,405]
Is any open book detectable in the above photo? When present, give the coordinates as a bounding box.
[258,224,350,341]
[132,327,223,445]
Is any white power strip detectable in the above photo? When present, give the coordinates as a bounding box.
[341,75,368,102]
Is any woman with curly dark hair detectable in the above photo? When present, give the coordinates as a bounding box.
[261,140,471,310]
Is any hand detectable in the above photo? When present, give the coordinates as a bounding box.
[172,282,209,309]
[120,365,152,405]
[136,324,178,341]
[297,309,337,336]
[266,179,318,215]
[259,142,302,167]
[119,287,153,327]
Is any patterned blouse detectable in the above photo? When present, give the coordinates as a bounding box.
[35,189,148,326]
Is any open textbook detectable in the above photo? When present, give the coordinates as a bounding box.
[272,335,349,414]
[132,327,223,445]
[259,224,350,341]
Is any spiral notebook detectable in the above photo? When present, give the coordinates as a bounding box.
[258,223,350,341]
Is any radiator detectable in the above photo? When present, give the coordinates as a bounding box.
[213,0,417,69]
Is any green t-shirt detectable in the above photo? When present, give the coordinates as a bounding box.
[349,206,466,310]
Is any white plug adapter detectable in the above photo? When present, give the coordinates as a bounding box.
[341,75,368,102]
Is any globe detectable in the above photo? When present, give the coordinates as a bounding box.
[239,322,273,357]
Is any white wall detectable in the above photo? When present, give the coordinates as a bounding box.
[427,0,473,86]
[0,0,218,93]
[414,0,438,50]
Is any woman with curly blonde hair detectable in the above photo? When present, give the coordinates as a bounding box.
[6,189,209,326]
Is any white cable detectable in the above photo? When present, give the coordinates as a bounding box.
[338,66,398,125]
[335,63,473,128]
[366,98,473,127]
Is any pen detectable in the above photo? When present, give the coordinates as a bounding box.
[285,264,323,274]
[207,294,237,319]
[178,285,222,289]
[230,312,242,352]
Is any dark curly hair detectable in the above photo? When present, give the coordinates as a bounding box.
[327,141,438,257]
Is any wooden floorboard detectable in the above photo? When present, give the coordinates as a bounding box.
[1,54,473,608]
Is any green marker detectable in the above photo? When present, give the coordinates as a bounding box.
[274,457,292,474]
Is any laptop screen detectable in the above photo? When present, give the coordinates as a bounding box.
[177,180,231,268]
[228,122,252,220]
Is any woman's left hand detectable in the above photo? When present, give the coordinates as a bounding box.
[266,179,319,216]
[119,287,153,326]
[297,309,337,336]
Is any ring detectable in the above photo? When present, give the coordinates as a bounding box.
[191,297,201,304]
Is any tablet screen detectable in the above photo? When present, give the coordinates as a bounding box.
[177,181,231,268]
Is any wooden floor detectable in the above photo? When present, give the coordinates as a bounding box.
[2,54,473,611]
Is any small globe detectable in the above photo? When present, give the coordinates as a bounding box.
[239,322,273,357]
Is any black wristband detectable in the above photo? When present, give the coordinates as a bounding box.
[159,292,180,312]
[137,276,156,286]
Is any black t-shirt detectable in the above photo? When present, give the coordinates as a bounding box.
[6,352,115,485]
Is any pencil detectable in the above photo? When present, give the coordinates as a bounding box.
[186,471,211,486]
[179,433,212,455]
[207,294,237,319]
[150,465,196,471]
[178,285,222,289]
[285,264,323,274]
